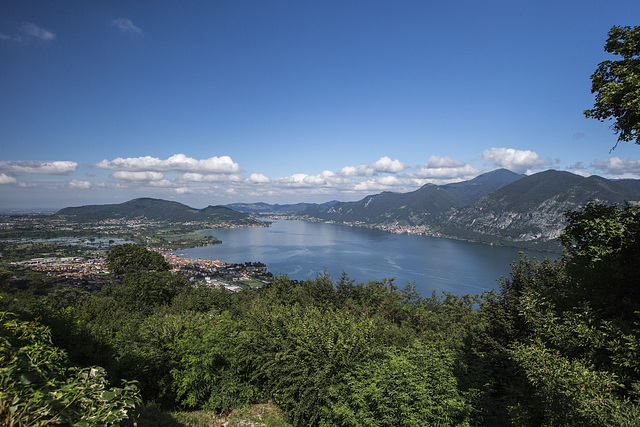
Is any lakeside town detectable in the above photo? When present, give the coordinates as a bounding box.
[1,212,273,292]
[10,249,271,292]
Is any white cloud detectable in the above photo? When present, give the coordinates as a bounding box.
[69,179,92,189]
[339,156,406,177]
[572,170,592,178]
[111,18,142,34]
[249,173,271,183]
[414,156,479,180]
[482,148,547,174]
[179,172,243,182]
[278,171,344,188]
[0,173,17,184]
[377,175,400,186]
[95,154,241,173]
[426,156,465,168]
[180,173,223,182]
[175,187,193,195]
[148,180,175,187]
[21,22,56,41]
[111,171,164,181]
[592,157,640,178]
[353,176,402,191]
[0,160,77,175]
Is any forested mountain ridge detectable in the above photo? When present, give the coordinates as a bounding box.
[437,170,640,249]
[301,169,524,225]
[300,169,640,250]
[55,197,261,224]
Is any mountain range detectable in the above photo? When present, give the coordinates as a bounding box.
[297,169,640,251]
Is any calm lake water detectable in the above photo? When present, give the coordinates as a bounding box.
[174,220,557,296]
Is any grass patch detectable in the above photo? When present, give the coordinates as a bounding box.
[137,403,291,427]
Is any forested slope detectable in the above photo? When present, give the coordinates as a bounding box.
[55,197,261,224]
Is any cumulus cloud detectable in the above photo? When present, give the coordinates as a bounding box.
[249,173,271,183]
[95,154,241,173]
[179,172,243,183]
[353,176,403,191]
[592,157,640,178]
[111,171,164,181]
[149,180,177,188]
[175,187,193,195]
[0,173,17,184]
[278,171,344,188]
[68,179,92,190]
[0,160,77,175]
[111,18,142,34]
[414,156,479,180]
[482,148,548,174]
[339,156,406,177]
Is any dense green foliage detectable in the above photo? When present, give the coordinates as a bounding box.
[106,243,170,275]
[2,203,640,425]
[0,310,141,426]
[585,25,640,147]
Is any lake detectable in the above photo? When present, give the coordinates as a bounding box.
[174,219,557,296]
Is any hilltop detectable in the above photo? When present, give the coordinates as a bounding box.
[55,197,261,225]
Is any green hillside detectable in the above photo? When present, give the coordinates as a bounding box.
[55,197,261,225]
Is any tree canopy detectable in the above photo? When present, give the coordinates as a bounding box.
[106,243,169,276]
[585,25,640,148]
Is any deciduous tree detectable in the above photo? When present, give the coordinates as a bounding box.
[106,244,169,276]
[585,25,640,148]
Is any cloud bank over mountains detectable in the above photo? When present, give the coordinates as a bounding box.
[2,148,639,208]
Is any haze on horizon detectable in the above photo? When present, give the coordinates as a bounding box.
[2,1,640,210]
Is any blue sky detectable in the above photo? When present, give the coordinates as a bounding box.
[2,1,640,210]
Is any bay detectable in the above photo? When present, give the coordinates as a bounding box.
[174,219,557,296]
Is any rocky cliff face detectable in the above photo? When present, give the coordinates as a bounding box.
[436,196,579,250]
[433,171,640,250]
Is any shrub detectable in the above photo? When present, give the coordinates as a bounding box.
[0,310,141,426]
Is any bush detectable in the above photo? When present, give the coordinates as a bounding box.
[0,310,141,426]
